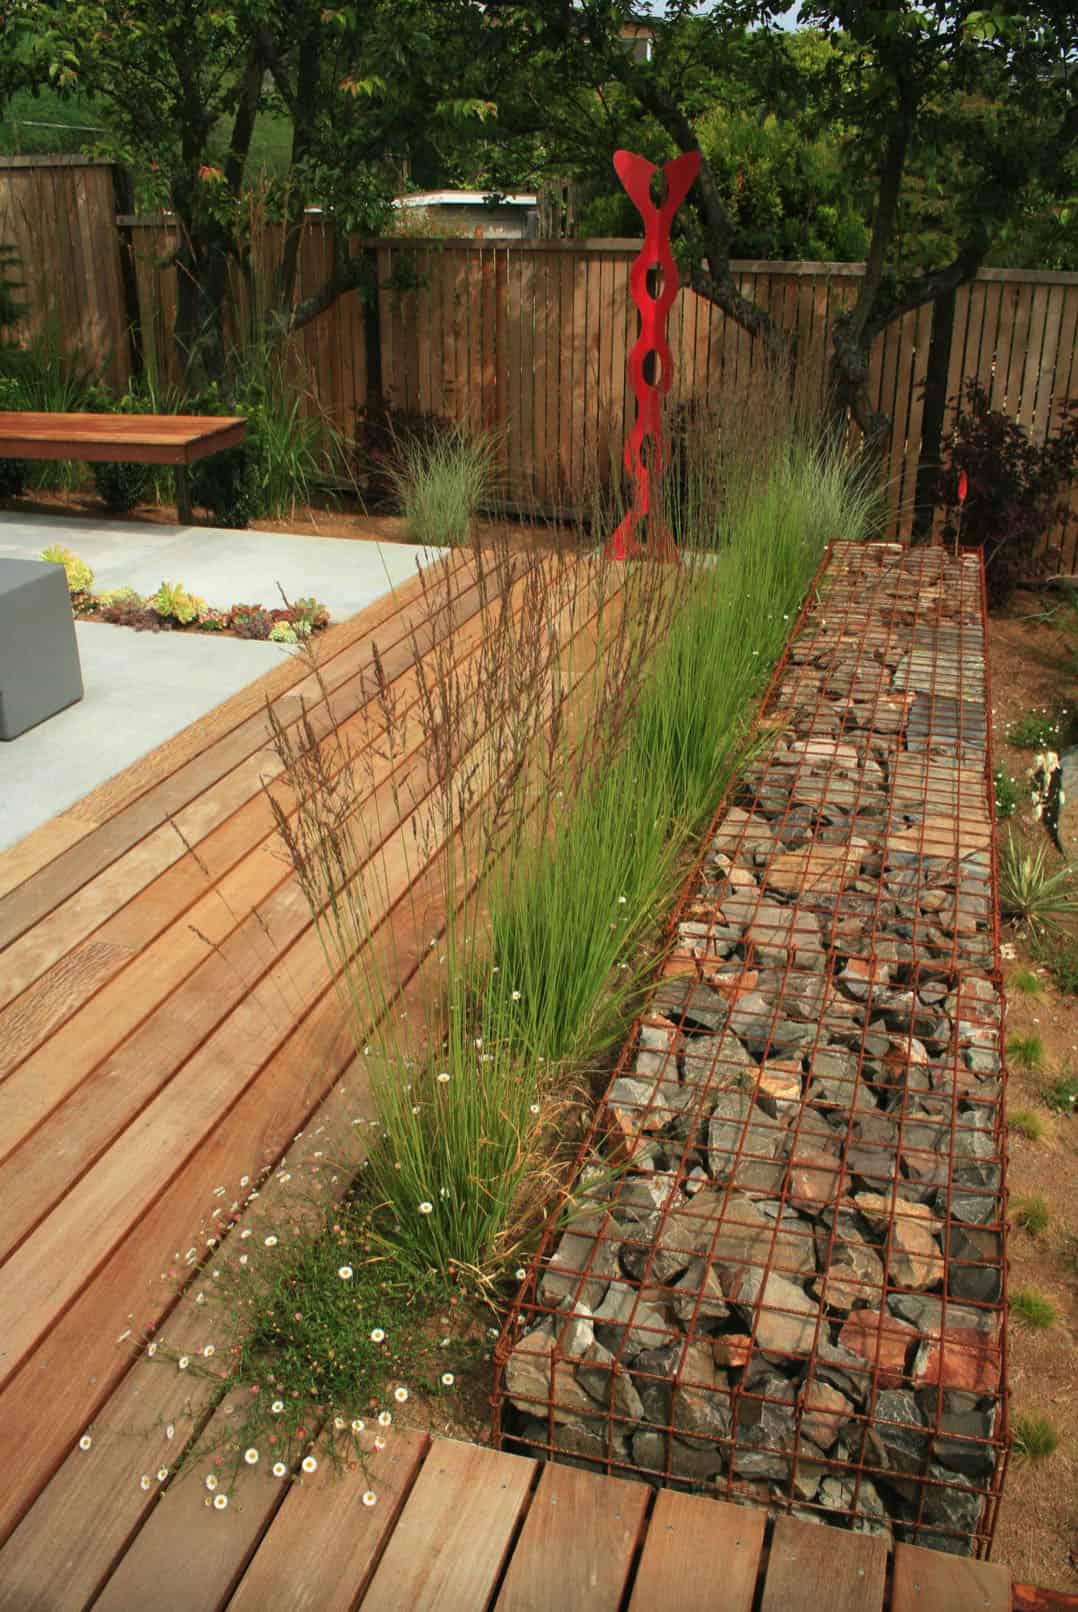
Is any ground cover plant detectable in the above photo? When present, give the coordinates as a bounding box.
[1011,1414,1059,1462]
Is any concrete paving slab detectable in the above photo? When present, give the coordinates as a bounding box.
[0,622,288,852]
[0,511,433,621]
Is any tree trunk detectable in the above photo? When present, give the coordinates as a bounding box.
[911,286,957,543]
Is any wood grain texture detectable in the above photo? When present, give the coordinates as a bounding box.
[891,1542,1012,1612]
[227,1432,430,1612]
[495,1461,648,1612]
[760,1516,887,1612]
[358,1439,534,1611]
[0,410,245,464]
[628,1491,765,1612]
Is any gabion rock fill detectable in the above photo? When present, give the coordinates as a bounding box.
[496,543,1007,1558]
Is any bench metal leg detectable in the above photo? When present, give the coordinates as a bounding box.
[175,464,193,524]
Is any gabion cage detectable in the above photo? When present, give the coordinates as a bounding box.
[494,543,1009,1557]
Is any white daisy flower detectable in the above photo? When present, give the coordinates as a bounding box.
[205,1475,219,1491]
[373,1436,386,1451]
[272,1462,287,1478]
[511,990,521,1001]
[377,1411,392,1427]
[362,1490,378,1507]
[146,1342,157,1357]
[301,1455,318,1474]
[203,1345,215,1358]
[140,1475,151,1491]
[437,1072,450,1083]
[213,1493,229,1510]
[178,1356,190,1370]
[393,1386,409,1404]
[351,1418,365,1434]
[264,1236,278,1248]
[271,1400,284,1414]
[157,1467,169,1482]
[338,1266,353,1280]
[79,1434,93,1451]
[244,1448,259,1465]
[370,1328,385,1343]
[441,1373,455,1387]
[418,1202,433,1215]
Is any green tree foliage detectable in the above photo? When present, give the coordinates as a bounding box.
[6,0,486,388]
[473,1,1076,453]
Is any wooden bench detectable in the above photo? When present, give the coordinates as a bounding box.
[0,410,246,523]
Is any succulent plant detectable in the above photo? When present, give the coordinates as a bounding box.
[149,580,206,625]
[269,621,299,644]
[40,544,93,595]
[293,595,330,630]
[196,607,230,632]
[97,586,143,609]
[232,605,273,640]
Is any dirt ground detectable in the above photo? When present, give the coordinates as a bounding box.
[988,590,1078,1591]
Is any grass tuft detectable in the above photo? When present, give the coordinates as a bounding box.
[1009,966,1044,998]
[1008,1107,1046,1141]
[1012,1192,1050,1235]
[1006,1033,1045,1072]
[1011,1413,1059,1461]
[993,766,1020,820]
[386,426,498,547]
[1009,1286,1057,1330]
[1042,1073,1078,1115]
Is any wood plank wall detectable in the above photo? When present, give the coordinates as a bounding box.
[2,159,1076,563]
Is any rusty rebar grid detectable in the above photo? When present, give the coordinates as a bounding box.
[493,543,1009,1558]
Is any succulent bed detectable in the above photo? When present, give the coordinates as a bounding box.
[40,545,330,642]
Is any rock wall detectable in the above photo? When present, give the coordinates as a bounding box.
[497,543,1007,1556]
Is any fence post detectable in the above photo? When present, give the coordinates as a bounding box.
[110,163,144,384]
[911,286,956,544]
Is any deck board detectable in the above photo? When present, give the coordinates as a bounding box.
[495,1462,649,1612]
[627,1490,765,1611]
[760,1516,888,1612]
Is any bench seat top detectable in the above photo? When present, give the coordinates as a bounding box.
[0,411,246,465]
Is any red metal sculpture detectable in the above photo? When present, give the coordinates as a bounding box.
[606,148,700,562]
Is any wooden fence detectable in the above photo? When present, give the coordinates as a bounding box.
[2,156,1077,561]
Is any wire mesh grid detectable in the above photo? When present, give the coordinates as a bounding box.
[493,541,1009,1557]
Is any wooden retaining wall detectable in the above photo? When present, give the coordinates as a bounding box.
[1,157,1076,561]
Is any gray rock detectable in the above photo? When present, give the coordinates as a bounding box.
[517,1417,631,1471]
[682,1028,756,1088]
[576,1339,646,1420]
[592,1283,677,1361]
[506,1323,601,1427]
[540,1208,622,1308]
[632,1427,727,1481]
[652,978,730,1032]
[723,1265,821,1361]
[732,1371,797,1479]
[669,1259,730,1325]
[708,1092,789,1195]
[671,1339,734,1440]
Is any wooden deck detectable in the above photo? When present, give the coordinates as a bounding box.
[0,1423,1021,1611]
[0,543,1062,1610]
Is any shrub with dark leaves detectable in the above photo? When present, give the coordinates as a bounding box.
[232,604,274,640]
[938,379,1078,607]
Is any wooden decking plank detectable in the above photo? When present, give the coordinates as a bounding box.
[0,559,602,1252]
[627,1490,764,1611]
[0,552,531,1081]
[226,1432,431,1612]
[759,1517,887,1612]
[495,1461,649,1612]
[0,551,474,949]
[92,1403,287,1612]
[890,1541,1011,1612]
[357,1439,535,1611]
[0,1058,380,1604]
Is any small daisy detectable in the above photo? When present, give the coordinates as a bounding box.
[529,1103,540,1115]
[373,1436,386,1452]
[272,1462,287,1478]
[418,1202,433,1216]
[239,1255,248,1266]
[178,1356,190,1370]
[515,1267,526,1280]
[301,1455,318,1474]
[79,1434,93,1451]
[351,1418,365,1434]
[338,1265,353,1280]
[437,1071,450,1083]
[146,1342,157,1357]
[157,1467,169,1482]
[202,1344,215,1358]
[271,1400,284,1414]
[511,989,521,1001]
[264,1236,278,1248]
[205,1475,219,1492]
[213,1493,229,1511]
[362,1490,377,1507]
[240,1229,252,1240]
[377,1411,392,1428]
[139,1475,151,1491]
[166,1424,175,1440]
[393,1386,409,1404]
[441,1373,455,1387]
[244,1448,259,1465]
[370,1328,385,1343]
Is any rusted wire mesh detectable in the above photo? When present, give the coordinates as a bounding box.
[493,542,1009,1557]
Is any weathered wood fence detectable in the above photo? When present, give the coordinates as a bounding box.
[2,155,1077,560]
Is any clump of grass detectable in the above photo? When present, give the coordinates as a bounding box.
[1010,966,1044,998]
[999,835,1078,936]
[387,425,498,546]
[994,765,1020,819]
[1007,1032,1045,1072]
[1042,1073,1078,1115]
[1009,1286,1057,1329]
[1012,1192,1050,1235]
[1008,705,1071,749]
[1011,1412,1059,1461]
[1008,1107,1046,1140]
[1044,938,1078,995]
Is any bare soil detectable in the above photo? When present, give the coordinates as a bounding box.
[988,590,1078,1591]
